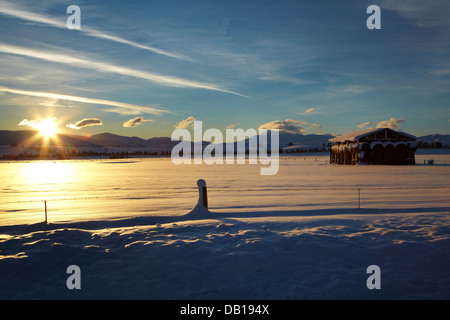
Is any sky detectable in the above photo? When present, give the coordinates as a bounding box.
[0,0,449,139]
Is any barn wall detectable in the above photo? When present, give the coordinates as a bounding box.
[330,142,415,165]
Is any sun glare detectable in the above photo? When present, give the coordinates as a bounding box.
[21,161,75,186]
[37,118,58,138]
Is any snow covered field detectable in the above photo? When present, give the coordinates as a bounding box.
[0,154,449,300]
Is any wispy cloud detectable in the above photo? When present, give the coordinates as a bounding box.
[0,85,169,115]
[18,119,36,127]
[0,1,188,61]
[297,107,325,116]
[123,117,153,128]
[357,118,405,130]
[18,117,56,129]
[309,123,321,130]
[66,118,103,130]
[258,119,306,134]
[0,44,244,96]
[174,116,196,129]
[260,72,314,86]
[329,85,372,95]
[430,69,450,76]
[358,121,373,128]
[226,123,240,129]
[380,0,450,28]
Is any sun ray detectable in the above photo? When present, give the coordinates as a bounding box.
[36,118,58,138]
[18,117,64,158]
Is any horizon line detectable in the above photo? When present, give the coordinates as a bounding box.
[1,128,449,141]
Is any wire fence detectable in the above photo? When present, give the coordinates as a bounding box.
[1,185,449,226]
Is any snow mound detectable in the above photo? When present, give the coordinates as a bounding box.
[183,202,215,219]
[182,179,216,219]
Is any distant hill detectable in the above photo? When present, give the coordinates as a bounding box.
[0,130,448,152]
[0,130,35,146]
[196,131,333,153]
[277,131,333,150]
[0,130,101,148]
[88,133,148,147]
[0,130,185,152]
[417,134,450,147]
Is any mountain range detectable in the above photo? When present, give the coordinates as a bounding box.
[0,130,177,150]
[0,130,449,152]
[416,134,450,147]
[0,130,334,151]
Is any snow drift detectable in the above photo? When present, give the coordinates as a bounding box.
[0,206,449,300]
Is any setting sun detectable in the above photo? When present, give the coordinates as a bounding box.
[36,118,58,138]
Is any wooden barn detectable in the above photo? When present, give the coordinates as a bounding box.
[329,128,416,165]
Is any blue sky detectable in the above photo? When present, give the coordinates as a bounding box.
[0,0,449,138]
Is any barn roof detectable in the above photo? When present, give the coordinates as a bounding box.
[329,128,416,143]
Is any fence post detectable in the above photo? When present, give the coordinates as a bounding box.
[197,179,208,209]
[44,200,48,223]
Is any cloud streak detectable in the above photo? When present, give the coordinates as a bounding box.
[357,118,405,130]
[309,123,321,129]
[18,118,55,129]
[380,0,450,28]
[123,117,153,127]
[0,85,169,115]
[0,1,188,61]
[66,118,103,129]
[259,119,306,134]
[174,116,196,129]
[358,121,373,128]
[297,107,325,116]
[0,44,244,96]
